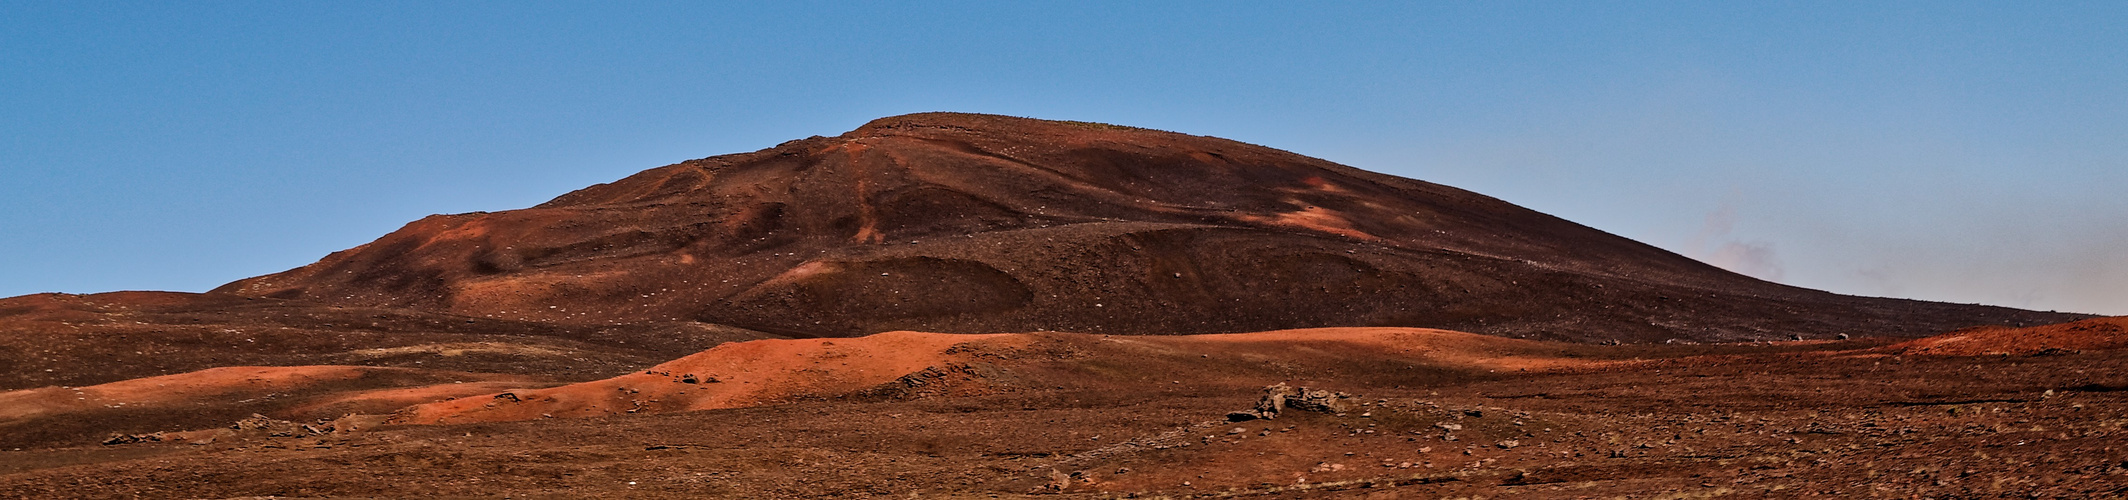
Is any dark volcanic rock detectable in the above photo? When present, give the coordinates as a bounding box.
[212,113,2082,341]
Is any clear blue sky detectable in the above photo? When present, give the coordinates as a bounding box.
[4,2,2124,315]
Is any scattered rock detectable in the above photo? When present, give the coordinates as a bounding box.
[1230,383,1357,420]
[856,363,997,400]
[230,413,313,437]
[100,432,164,446]
[1042,468,1072,492]
[1288,388,1355,414]
[232,413,286,431]
[330,413,387,433]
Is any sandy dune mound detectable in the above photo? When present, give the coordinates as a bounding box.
[394,327,1625,424]
[1891,316,2128,356]
[211,113,2079,342]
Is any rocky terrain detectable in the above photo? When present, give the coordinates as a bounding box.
[2,321,2124,498]
[0,113,2117,498]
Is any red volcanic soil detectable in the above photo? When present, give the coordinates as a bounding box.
[392,327,1616,425]
[0,365,546,449]
[394,331,1024,423]
[4,325,2126,498]
[0,365,506,421]
[212,113,2082,342]
[1891,316,2128,356]
[0,291,780,390]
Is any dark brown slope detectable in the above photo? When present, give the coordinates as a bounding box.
[213,113,2081,341]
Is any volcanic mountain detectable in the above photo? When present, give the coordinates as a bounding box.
[6,113,2123,498]
[215,113,2077,342]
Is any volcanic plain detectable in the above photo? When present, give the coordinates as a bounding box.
[2,113,2120,498]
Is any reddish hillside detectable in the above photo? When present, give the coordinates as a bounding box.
[214,113,2080,341]
[1891,316,2128,356]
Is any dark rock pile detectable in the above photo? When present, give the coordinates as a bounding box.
[1228,383,1355,421]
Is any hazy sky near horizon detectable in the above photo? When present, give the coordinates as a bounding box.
[4,2,2124,315]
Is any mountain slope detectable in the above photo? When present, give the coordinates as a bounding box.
[214,113,2081,341]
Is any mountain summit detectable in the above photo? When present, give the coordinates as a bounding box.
[215,113,2069,341]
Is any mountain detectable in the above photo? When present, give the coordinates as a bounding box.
[4,113,2118,497]
[213,113,2079,341]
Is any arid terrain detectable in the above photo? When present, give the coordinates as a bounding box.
[2,113,2119,498]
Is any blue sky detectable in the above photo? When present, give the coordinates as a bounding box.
[4,2,2124,314]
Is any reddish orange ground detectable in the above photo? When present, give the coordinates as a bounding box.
[1891,316,2128,356]
[395,331,1026,423]
[2,320,2123,498]
[0,365,536,423]
[393,328,1618,425]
